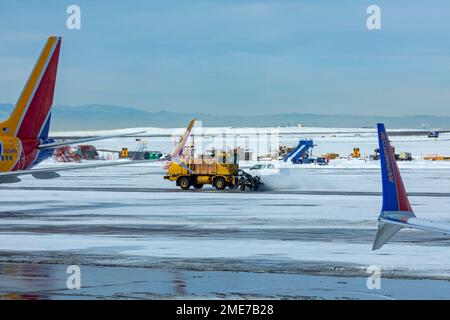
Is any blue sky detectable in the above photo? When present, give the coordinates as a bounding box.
[0,0,450,116]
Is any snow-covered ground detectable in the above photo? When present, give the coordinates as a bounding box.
[53,125,450,164]
[1,126,450,299]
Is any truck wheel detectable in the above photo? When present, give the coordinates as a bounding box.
[214,177,226,190]
[179,177,191,190]
[193,183,204,189]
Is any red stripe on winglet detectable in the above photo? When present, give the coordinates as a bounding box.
[393,159,413,212]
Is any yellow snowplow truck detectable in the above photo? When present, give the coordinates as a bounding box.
[164,160,239,190]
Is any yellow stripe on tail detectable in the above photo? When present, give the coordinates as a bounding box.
[0,36,61,137]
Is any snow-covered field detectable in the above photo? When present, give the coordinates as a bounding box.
[1,126,450,299]
[52,125,450,163]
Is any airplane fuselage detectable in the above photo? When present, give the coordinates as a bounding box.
[0,136,53,172]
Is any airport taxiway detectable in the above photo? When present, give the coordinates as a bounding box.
[1,162,450,299]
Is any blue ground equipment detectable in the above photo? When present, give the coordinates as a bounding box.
[428,131,439,138]
[282,139,327,165]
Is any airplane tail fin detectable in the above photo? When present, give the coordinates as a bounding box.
[170,119,196,159]
[164,119,196,173]
[0,36,61,139]
[373,123,415,250]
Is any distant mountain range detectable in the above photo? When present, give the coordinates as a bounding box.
[1,103,449,131]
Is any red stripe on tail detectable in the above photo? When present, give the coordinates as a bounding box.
[16,39,61,138]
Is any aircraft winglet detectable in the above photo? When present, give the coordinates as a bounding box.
[373,123,450,250]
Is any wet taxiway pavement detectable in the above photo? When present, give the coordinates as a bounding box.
[1,263,450,300]
[1,165,450,299]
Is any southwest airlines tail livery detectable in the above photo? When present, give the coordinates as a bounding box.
[373,123,450,250]
[0,36,61,173]
[0,37,148,183]
[165,118,196,173]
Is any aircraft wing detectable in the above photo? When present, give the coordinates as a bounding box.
[379,216,450,235]
[0,159,156,183]
[373,214,450,251]
[39,131,146,149]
